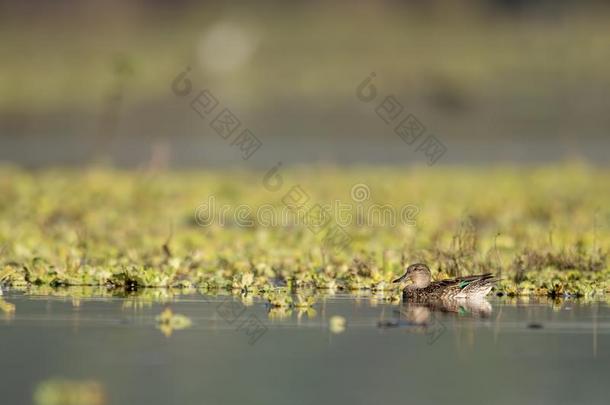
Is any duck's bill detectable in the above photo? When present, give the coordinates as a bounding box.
[392,273,409,283]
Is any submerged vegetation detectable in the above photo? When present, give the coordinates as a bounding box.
[0,164,609,301]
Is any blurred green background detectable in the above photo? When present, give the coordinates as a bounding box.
[1,0,609,167]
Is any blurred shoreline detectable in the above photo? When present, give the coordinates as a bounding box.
[1,0,609,167]
[2,131,608,168]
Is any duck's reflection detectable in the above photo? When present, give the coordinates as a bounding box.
[413,298,493,319]
[378,298,493,343]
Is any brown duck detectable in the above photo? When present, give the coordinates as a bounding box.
[393,263,497,300]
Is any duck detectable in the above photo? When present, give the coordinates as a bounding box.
[393,263,497,300]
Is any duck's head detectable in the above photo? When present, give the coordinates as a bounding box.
[392,263,431,288]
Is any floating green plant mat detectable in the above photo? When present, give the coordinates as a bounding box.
[0,164,608,297]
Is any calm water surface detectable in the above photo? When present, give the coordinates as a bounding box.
[1,288,609,405]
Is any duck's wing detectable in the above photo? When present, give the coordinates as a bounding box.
[431,273,493,288]
[430,278,460,288]
[457,274,498,298]
[430,274,497,299]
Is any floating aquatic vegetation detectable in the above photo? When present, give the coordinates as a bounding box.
[370,290,402,306]
[294,292,317,309]
[33,379,106,405]
[0,297,15,318]
[329,315,347,334]
[1,266,26,286]
[232,272,256,291]
[265,290,293,308]
[0,165,608,298]
[155,307,192,337]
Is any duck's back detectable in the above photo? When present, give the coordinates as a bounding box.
[405,273,496,300]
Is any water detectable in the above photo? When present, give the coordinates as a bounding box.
[1,289,609,405]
